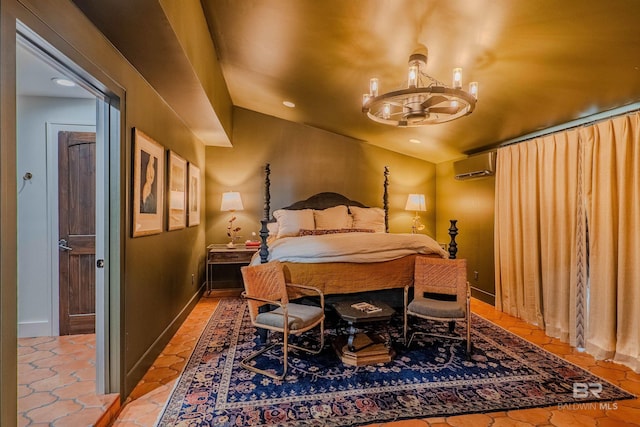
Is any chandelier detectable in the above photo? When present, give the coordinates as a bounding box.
[362,45,478,126]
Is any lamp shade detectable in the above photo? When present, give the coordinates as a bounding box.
[405,194,426,212]
[220,191,244,211]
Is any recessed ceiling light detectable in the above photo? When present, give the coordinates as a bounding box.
[283,100,295,108]
[409,138,421,144]
[51,77,76,87]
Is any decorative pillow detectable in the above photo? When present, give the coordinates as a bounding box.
[265,221,279,244]
[273,209,315,238]
[349,206,386,232]
[298,228,375,236]
[266,221,279,236]
[313,205,350,230]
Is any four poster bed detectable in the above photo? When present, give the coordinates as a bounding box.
[255,164,460,299]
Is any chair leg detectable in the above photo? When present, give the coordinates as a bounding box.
[403,312,408,346]
[282,333,289,378]
[466,320,471,355]
[289,322,325,355]
[465,297,472,358]
[403,287,409,345]
[242,322,324,381]
[240,342,287,381]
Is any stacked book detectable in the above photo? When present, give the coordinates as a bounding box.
[350,302,382,314]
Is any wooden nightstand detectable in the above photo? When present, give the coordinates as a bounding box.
[205,244,260,294]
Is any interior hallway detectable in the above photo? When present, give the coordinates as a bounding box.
[18,296,640,426]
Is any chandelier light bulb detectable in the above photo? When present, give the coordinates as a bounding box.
[362,94,370,107]
[369,78,379,97]
[408,65,418,88]
[382,103,391,119]
[453,68,463,89]
[469,82,479,99]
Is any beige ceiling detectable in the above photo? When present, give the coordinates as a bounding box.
[74,0,640,163]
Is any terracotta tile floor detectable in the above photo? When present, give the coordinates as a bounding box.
[110,296,640,427]
[17,334,119,426]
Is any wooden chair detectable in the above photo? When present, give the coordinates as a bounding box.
[240,260,325,380]
[403,257,471,356]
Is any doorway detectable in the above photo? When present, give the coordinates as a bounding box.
[16,24,120,398]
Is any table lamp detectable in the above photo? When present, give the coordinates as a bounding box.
[220,191,244,248]
[405,194,426,233]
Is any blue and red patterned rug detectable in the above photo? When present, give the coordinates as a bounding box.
[157,298,633,426]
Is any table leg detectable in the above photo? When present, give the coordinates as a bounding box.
[347,322,358,352]
[206,260,210,295]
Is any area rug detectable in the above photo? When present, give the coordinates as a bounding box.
[157,298,633,426]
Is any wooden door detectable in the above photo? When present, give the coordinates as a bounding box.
[58,131,96,335]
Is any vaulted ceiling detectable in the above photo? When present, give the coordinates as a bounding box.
[73,0,640,163]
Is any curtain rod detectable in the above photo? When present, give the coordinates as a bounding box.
[496,102,640,148]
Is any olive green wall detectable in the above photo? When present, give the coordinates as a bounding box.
[1,0,208,417]
[435,160,496,304]
[205,108,439,246]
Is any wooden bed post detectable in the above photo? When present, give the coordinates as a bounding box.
[259,163,271,263]
[383,166,389,233]
[448,219,458,259]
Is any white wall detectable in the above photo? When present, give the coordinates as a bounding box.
[17,95,95,337]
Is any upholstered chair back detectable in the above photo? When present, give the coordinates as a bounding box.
[241,261,289,321]
[414,257,468,309]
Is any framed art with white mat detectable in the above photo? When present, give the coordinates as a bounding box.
[132,128,165,237]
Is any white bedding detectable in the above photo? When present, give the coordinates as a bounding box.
[251,232,448,265]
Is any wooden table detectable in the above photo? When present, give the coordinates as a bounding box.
[331,300,396,366]
[205,244,259,294]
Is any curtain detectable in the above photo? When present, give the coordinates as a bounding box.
[582,112,640,371]
[495,141,544,325]
[495,111,640,372]
[494,131,582,339]
[538,131,582,344]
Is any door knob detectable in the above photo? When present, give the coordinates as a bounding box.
[58,239,73,251]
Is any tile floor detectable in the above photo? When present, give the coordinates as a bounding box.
[17,334,119,426]
[19,297,640,426]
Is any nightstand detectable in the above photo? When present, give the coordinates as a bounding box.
[205,244,260,294]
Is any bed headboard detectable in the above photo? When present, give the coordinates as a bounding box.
[279,192,368,211]
[260,164,389,222]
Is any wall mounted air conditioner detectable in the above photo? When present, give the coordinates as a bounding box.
[454,152,496,180]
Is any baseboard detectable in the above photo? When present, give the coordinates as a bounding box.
[18,320,50,338]
[124,285,204,396]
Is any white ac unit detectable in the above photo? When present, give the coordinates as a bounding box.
[453,152,496,180]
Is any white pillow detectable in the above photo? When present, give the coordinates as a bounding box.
[273,209,315,238]
[349,206,386,233]
[314,205,350,230]
[266,221,279,236]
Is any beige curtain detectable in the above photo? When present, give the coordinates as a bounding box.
[538,131,583,344]
[582,112,640,371]
[494,131,582,338]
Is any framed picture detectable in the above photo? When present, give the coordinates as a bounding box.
[167,150,187,230]
[188,163,201,227]
[132,128,165,237]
